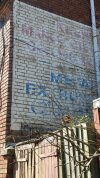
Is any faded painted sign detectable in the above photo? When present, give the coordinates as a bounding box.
[11,1,97,130]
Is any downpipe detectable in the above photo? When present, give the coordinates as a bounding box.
[90,0,100,97]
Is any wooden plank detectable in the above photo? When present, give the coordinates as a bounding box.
[48,142,51,178]
[17,150,20,178]
[42,141,45,178]
[28,148,32,178]
[43,140,46,178]
[82,123,91,178]
[54,137,58,178]
[32,144,35,178]
[20,150,23,178]
[35,145,39,178]
[15,148,18,178]
[17,158,27,162]
[68,128,75,178]
[63,128,71,178]
[23,149,25,178]
[78,125,85,178]
[38,142,42,178]
[45,141,49,178]
[51,138,55,178]
[40,151,57,158]
[58,132,63,178]
[51,142,54,178]
[25,149,28,178]
[18,144,32,150]
[73,127,80,178]
[54,147,58,178]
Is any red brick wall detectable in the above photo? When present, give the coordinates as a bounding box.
[15,0,99,28]
[0,1,13,178]
[20,0,91,26]
[17,0,98,28]
[95,0,100,28]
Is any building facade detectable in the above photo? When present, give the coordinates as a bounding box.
[0,0,100,177]
[12,0,97,131]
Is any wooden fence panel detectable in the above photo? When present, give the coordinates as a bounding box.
[35,137,58,178]
[63,123,92,178]
[14,124,98,178]
[15,144,35,178]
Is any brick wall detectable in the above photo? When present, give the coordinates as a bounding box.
[18,0,100,28]
[95,0,100,28]
[0,0,99,177]
[0,1,13,178]
[20,0,91,26]
[11,0,98,132]
[1,0,100,28]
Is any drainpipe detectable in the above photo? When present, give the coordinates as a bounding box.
[90,0,100,97]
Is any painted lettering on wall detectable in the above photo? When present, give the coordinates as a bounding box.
[26,83,92,101]
[50,72,94,89]
[57,22,91,38]
[26,83,46,96]
[21,23,92,59]
[22,24,32,36]
[21,22,91,42]
[26,78,93,116]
